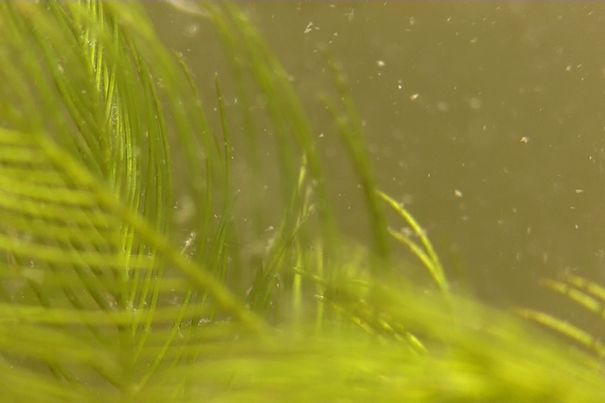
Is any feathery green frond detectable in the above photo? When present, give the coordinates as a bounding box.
[522,273,605,359]
[0,1,603,402]
[378,190,448,291]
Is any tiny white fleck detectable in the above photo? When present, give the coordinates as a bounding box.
[304,21,314,34]
[520,136,529,143]
[185,23,199,37]
[575,189,584,194]
[454,189,463,198]
[410,93,420,101]
[565,65,572,71]
[377,60,386,67]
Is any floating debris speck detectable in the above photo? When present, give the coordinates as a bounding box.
[468,97,482,110]
[304,21,315,34]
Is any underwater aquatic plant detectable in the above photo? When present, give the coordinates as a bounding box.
[0,1,603,402]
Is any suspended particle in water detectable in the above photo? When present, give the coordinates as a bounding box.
[198,318,211,327]
[181,231,197,255]
[346,8,355,21]
[304,21,314,34]
[401,227,414,237]
[184,23,199,38]
[377,60,386,67]
[436,101,449,112]
[520,136,529,143]
[468,97,482,110]
[410,93,420,101]
[454,189,463,198]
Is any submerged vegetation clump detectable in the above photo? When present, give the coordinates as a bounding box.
[0,1,603,401]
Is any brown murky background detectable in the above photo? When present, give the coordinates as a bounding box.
[148,2,605,321]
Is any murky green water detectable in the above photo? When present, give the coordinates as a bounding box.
[150,2,605,318]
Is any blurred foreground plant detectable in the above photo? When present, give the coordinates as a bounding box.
[0,1,603,402]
